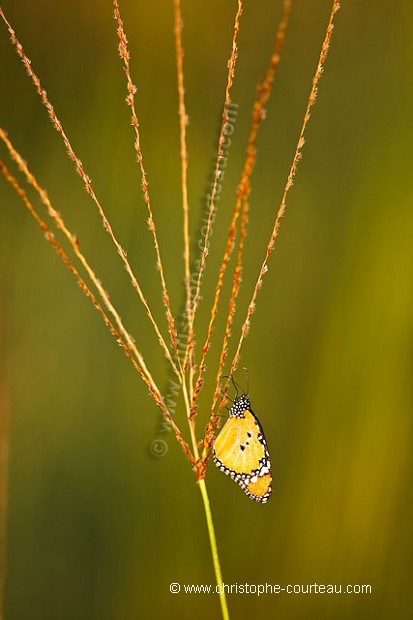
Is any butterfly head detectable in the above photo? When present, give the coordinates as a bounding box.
[229,393,251,418]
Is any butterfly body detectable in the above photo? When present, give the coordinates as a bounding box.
[213,393,272,503]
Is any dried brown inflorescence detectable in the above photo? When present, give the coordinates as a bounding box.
[0,0,340,481]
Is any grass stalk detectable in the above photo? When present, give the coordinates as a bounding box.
[173,0,191,336]
[0,6,179,379]
[198,478,229,620]
[184,0,244,375]
[113,0,180,360]
[0,153,194,464]
[197,0,293,454]
[173,0,197,406]
[231,0,341,373]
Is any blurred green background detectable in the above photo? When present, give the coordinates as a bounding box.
[1,1,412,618]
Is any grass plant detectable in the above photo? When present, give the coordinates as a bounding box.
[0,1,340,617]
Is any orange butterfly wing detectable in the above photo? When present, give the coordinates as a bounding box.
[213,401,272,503]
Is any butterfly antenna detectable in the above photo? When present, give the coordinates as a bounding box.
[243,367,249,394]
[230,375,239,399]
[223,373,245,399]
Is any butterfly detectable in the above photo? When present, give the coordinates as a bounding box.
[213,382,272,503]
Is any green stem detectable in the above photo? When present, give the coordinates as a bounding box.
[198,478,229,620]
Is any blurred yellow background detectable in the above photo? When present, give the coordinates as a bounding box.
[1,1,412,618]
